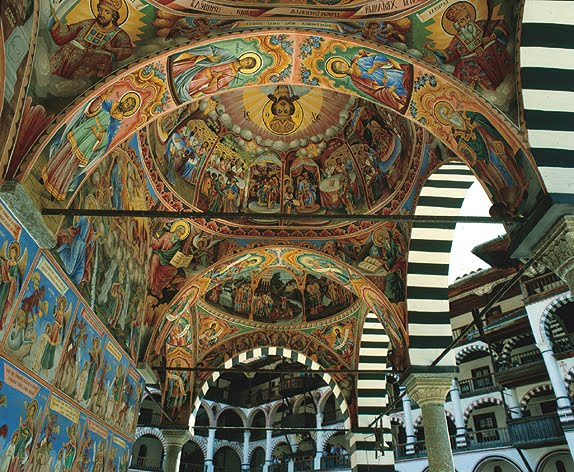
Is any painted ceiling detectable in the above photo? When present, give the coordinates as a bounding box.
[0,0,545,425]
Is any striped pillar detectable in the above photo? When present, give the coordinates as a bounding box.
[350,312,394,472]
[521,0,574,198]
[407,162,476,367]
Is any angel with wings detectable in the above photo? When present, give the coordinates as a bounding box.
[38,295,72,376]
[0,241,27,331]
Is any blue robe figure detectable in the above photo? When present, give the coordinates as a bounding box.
[57,216,93,286]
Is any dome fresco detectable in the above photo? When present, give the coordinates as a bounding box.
[146,87,419,234]
[203,266,358,324]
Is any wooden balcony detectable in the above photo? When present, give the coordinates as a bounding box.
[507,414,566,449]
[137,409,162,427]
[494,348,547,387]
[130,456,163,471]
[395,428,511,461]
[459,374,498,398]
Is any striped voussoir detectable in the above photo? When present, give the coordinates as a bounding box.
[350,313,394,471]
[520,384,553,410]
[521,0,574,197]
[407,162,476,366]
[191,347,351,431]
[539,292,574,345]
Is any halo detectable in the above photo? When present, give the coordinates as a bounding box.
[171,220,191,240]
[90,0,129,27]
[434,101,455,126]
[8,241,20,259]
[326,56,350,79]
[441,1,477,36]
[119,91,141,118]
[372,228,390,248]
[238,52,263,75]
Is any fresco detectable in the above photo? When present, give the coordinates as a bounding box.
[6,0,523,186]
[146,93,418,234]
[76,417,110,472]
[148,246,408,365]
[28,394,83,472]
[164,345,193,422]
[122,366,145,436]
[0,358,50,472]
[25,59,171,208]
[88,338,128,424]
[23,30,537,223]
[107,434,131,472]
[2,255,78,385]
[148,0,431,18]
[169,38,292,104]
[54,305,106,409]
[0,202,38,341]
[408,71,539,217]
[205,267,350,328]
[51,143,152,359]
[0,0,35,168]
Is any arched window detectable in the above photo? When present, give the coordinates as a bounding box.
[494,467,502,472]
[138,443,148,458]
[556,460,567,472]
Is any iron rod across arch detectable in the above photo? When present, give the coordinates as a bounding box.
[41,208,524,225]
[158,366,395,374]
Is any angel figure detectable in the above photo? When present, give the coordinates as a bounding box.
[0,241,27,331]
[39,295,72,376]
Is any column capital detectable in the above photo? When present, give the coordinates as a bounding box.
[0,181,56,248]
[404,373,453,407]
[161,429,192,448]
[533,215,574,290]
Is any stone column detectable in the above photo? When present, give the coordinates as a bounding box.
[534,216,574,291]
[404,374,455,472]
[314,413,324,469]
[264,429,273,472]
[243,431,251,471]
[206,428,216,472]
[0,182,57,248]
[401,392,416,454]
[162,429,191,472]
[503,388,522,419]
[538,343,574,422]
[450,379,467,448]
[538,343,574,461]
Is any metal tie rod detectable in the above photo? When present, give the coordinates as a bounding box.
[41,208,523,225]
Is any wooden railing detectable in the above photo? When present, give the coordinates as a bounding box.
[137,409,162,426]
[321,454,351,470]
[130,456,163,471]
[395,428,511,460]
[524,272,565,298]
[508,414,566,448]
[497,348,542,371]
[179,464,207,472]
[458,375,497,397]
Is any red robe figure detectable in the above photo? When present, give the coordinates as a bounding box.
[49,0,133,79]
[432,2,512,91]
